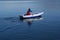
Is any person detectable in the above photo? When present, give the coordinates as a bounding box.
[26,8,32,15]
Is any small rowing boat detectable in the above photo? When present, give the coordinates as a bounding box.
[20,8,44,19]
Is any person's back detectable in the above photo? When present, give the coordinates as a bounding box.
[26,8,32,15]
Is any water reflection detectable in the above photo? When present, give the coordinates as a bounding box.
[20,17,43,26]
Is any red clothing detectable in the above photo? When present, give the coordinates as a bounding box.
[26,8,32,15]
[26,11,30,15]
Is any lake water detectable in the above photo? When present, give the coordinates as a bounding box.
[0,1,60,40]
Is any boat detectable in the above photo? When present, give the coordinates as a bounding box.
[20,8,44,19]
[22,17,43,22]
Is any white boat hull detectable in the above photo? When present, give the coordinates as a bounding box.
[20,12,44,19]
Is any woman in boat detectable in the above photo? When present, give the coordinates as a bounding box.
[24,8,32,16]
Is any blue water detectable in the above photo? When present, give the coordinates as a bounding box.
[0,1,60,40]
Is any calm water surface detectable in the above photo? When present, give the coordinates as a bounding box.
[0,0,60,40]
